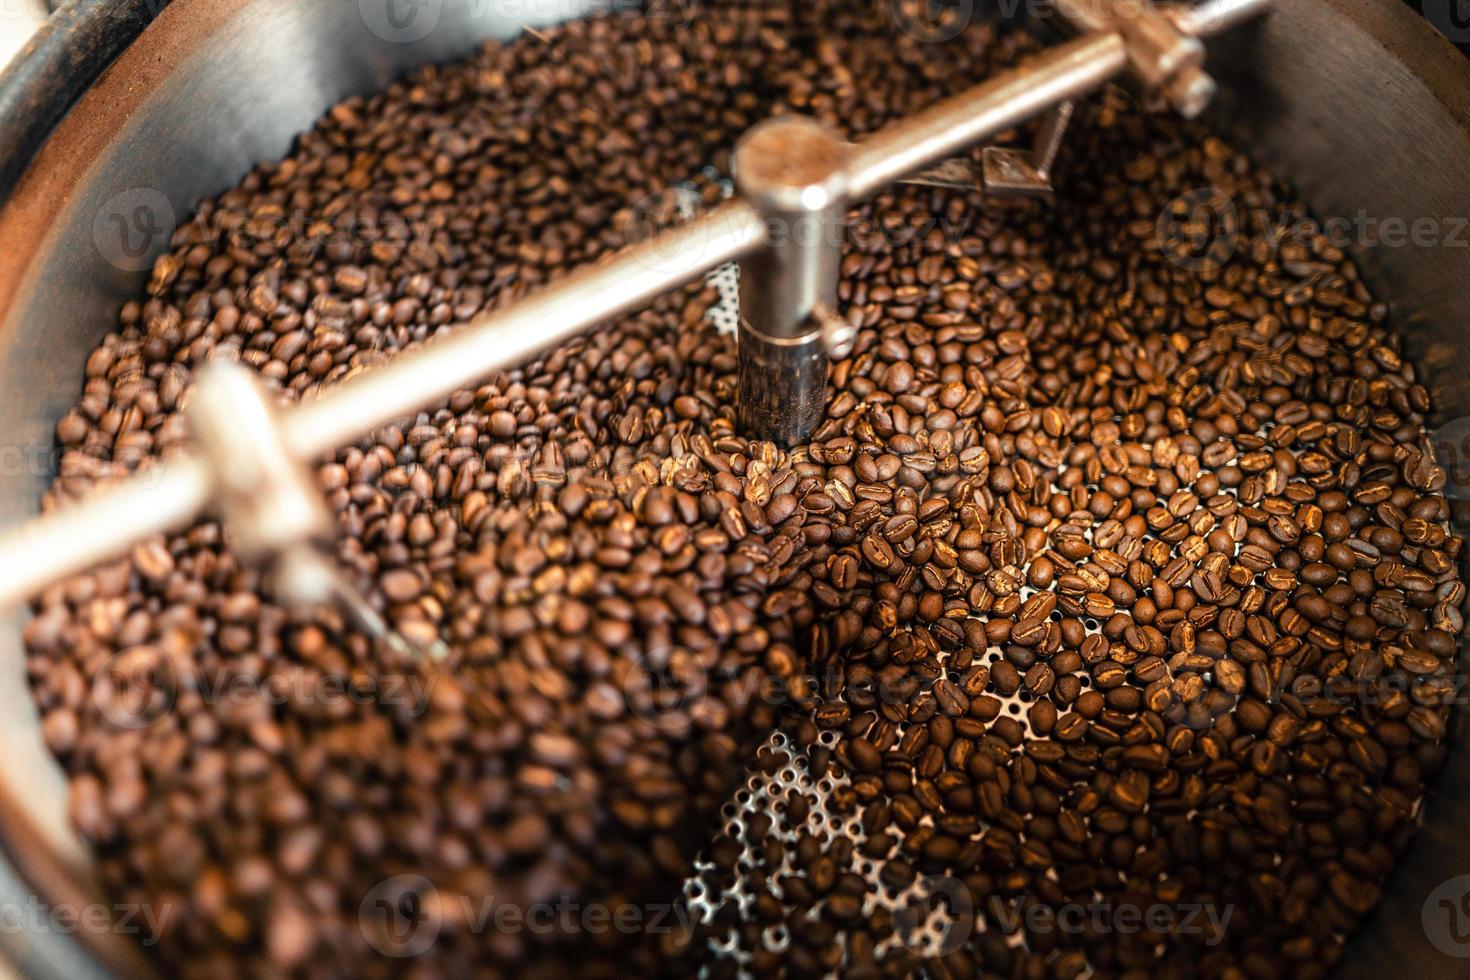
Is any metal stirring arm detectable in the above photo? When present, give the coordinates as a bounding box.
[839,98,1072,197]
[892,0,1273,196]
[187,361,448,660]
[0,0,1272,613]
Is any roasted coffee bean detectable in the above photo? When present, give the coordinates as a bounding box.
[28,6,1464,979]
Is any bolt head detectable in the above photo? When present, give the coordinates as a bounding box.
[814,304,857,358]
[1168,68,1217,119]
[734,116,851,215]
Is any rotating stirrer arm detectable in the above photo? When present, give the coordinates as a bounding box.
[0,1,1270,630]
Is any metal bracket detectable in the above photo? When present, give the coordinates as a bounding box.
[981,99,1074,198]
[1051,0,1269,118]
[187,361,446,661]
[840,101,1073,198]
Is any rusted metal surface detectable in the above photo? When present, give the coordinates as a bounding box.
[0,0,169,203]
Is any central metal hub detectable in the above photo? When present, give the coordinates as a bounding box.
[734,119,851,213]
[734,116,851,446]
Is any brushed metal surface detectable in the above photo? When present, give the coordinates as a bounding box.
[1211,0,1470,422]
[0,0,1467,975]
[1207,3,1470,976]
[0,1,594,976]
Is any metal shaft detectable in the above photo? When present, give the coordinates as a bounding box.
[1170,0,1275,37]
[0,459,213,607]
[845,32,1127,198]
[735,117,851,445]
[0,203,765,608]
[287,199,766,459]
[186,361,334,565]
[0,16,1269,609]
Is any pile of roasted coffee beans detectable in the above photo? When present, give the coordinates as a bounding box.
[24,1,1462,978]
